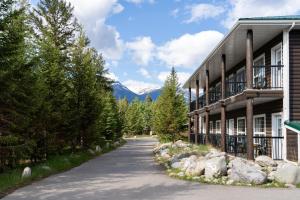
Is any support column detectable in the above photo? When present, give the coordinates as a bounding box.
[188,87,192,143]
[195,80,200,145]
[205,69,210,143]
[221,54,226,152]
[246,29,254,160]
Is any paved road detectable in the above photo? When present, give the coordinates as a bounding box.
[3,138,300,200]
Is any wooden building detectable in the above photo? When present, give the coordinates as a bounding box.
[184,16,300,163]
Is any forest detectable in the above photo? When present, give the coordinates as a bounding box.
[0,0,187,172]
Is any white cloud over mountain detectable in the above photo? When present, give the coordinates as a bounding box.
[67,0,124,60]
[123,80,160,94]
[126,37,156,66]
[157,31,224,68]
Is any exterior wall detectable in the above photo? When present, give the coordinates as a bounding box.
[207,99,282,137]
[286,130,298,161]
[289,30,300,121]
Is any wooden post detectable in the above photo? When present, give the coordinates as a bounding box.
[195,80,200,144]
[205,69,210,143]
[221,54,226,152]
[188,87,192,143]
[246,29,254,160]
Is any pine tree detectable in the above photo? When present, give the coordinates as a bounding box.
[153,68,188,142]
[143,95,153,135]
[31,0,79,152]
[118,98,129,135]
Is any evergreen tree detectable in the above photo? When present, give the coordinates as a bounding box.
[118,98,129,135]
[143,95,153,134]
[31,0,79,152]
[125,98,144,135]
[153,68,187,142]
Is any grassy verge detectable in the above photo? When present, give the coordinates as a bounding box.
[0,139,126,197]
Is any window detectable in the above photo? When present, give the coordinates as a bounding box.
[215,120,221,134]
[236,67,246,93]
[210,121,214,134]
[237,117,246,135]
[271,43,283,88]
[227,119,234,135]
[253,114,266,144]
[227,74,235,96]
[215,83,221,101]
[253,54,266,88]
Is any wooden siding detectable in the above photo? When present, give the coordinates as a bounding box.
[287,130,298,162]
[289,30,300,121]
[208,99,282,137]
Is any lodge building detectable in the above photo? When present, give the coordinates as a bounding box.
[184,16,300,163]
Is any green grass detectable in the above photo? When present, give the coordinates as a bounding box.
[0,139,126,197]
[297,183,300,188]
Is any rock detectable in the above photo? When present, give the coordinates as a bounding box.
[95,145,102,153]
[174,140,188,148]
[205,156,227,179]
[268,171,276,181]
[22,167,31,178]
[182,155,198,171]
[227,169,232,175]
[205,151,226,159]
[285,183,296,189]
[186,157,206,176]
[171,162,182,169]
[114,141,120,147]
[153,143,172,154]
[273,162,300,185]
[255,156,277,167]
[88,149,95,155]
[229,158,267,185]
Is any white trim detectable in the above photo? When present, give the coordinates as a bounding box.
[253,114,266,135]
[254,53,266,65]
[298,134,300,163]
[227,119,234,135]
[271,112,283,159]
[271,112,283,137]
[209,121,214,134]
[283,30,290,160]
[215,120,221,134]
[237,117,246,135]
[285,125,300,134]
[271,43,283,65]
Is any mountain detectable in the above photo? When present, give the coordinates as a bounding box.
[112,81,195,102]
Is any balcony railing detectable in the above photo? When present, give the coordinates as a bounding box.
[191,133,283,160]
[189,65,283,111]
[253,65,283,89]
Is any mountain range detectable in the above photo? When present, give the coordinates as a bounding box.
[112,81,195,102]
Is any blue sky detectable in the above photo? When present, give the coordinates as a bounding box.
[30,0,300,93]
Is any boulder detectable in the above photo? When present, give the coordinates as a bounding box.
[205,156,227,179]
[273,162,300,185]
[174,140,188,148]
[22,167,31,178]
[88,149,95,155]
[160,149,171,159]
[255,156,277,167]
[95,145,102,153]
[205,151,226,159]
[171,162,182,169]
[153,143,172,154]
[114,141,120,147]
[229,158,267,185]
[186,157,206,176]
[182,155,198,171]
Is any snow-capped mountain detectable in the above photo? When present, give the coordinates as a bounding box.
[112,81,195,102]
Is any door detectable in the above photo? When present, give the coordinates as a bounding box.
[272,114,283,159]
[228,119,234,135]
[253,55,265,88]
[272,45,283,88]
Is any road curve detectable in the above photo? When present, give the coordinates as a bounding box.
[2,137,300,200]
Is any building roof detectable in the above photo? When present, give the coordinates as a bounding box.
[239,15,300,21]
[183,15,300,89]
[285,121,300,134]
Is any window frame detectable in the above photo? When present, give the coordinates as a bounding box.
[209,121,214,134]
[237,117,246,135]
[253,114,266,144]
[215,120,221,134]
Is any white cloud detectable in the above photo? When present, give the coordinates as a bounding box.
[224,0,300,28]
[170,8,179,17]
[125,0,155,4]
[185,3,225,23]
[123,80,160,94]
[105,72,118,81]
[126,36,155,66]
[157,31,224,68]
[158,71,190,85]
[138,68,151,78]
[67,0,124,60]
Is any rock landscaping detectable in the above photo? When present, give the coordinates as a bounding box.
[154,140,300,188]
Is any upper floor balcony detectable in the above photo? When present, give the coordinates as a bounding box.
[189,64,283,112]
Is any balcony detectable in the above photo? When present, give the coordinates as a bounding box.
[189,65,283,112]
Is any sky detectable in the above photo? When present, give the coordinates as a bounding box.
[30,0,300,94]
